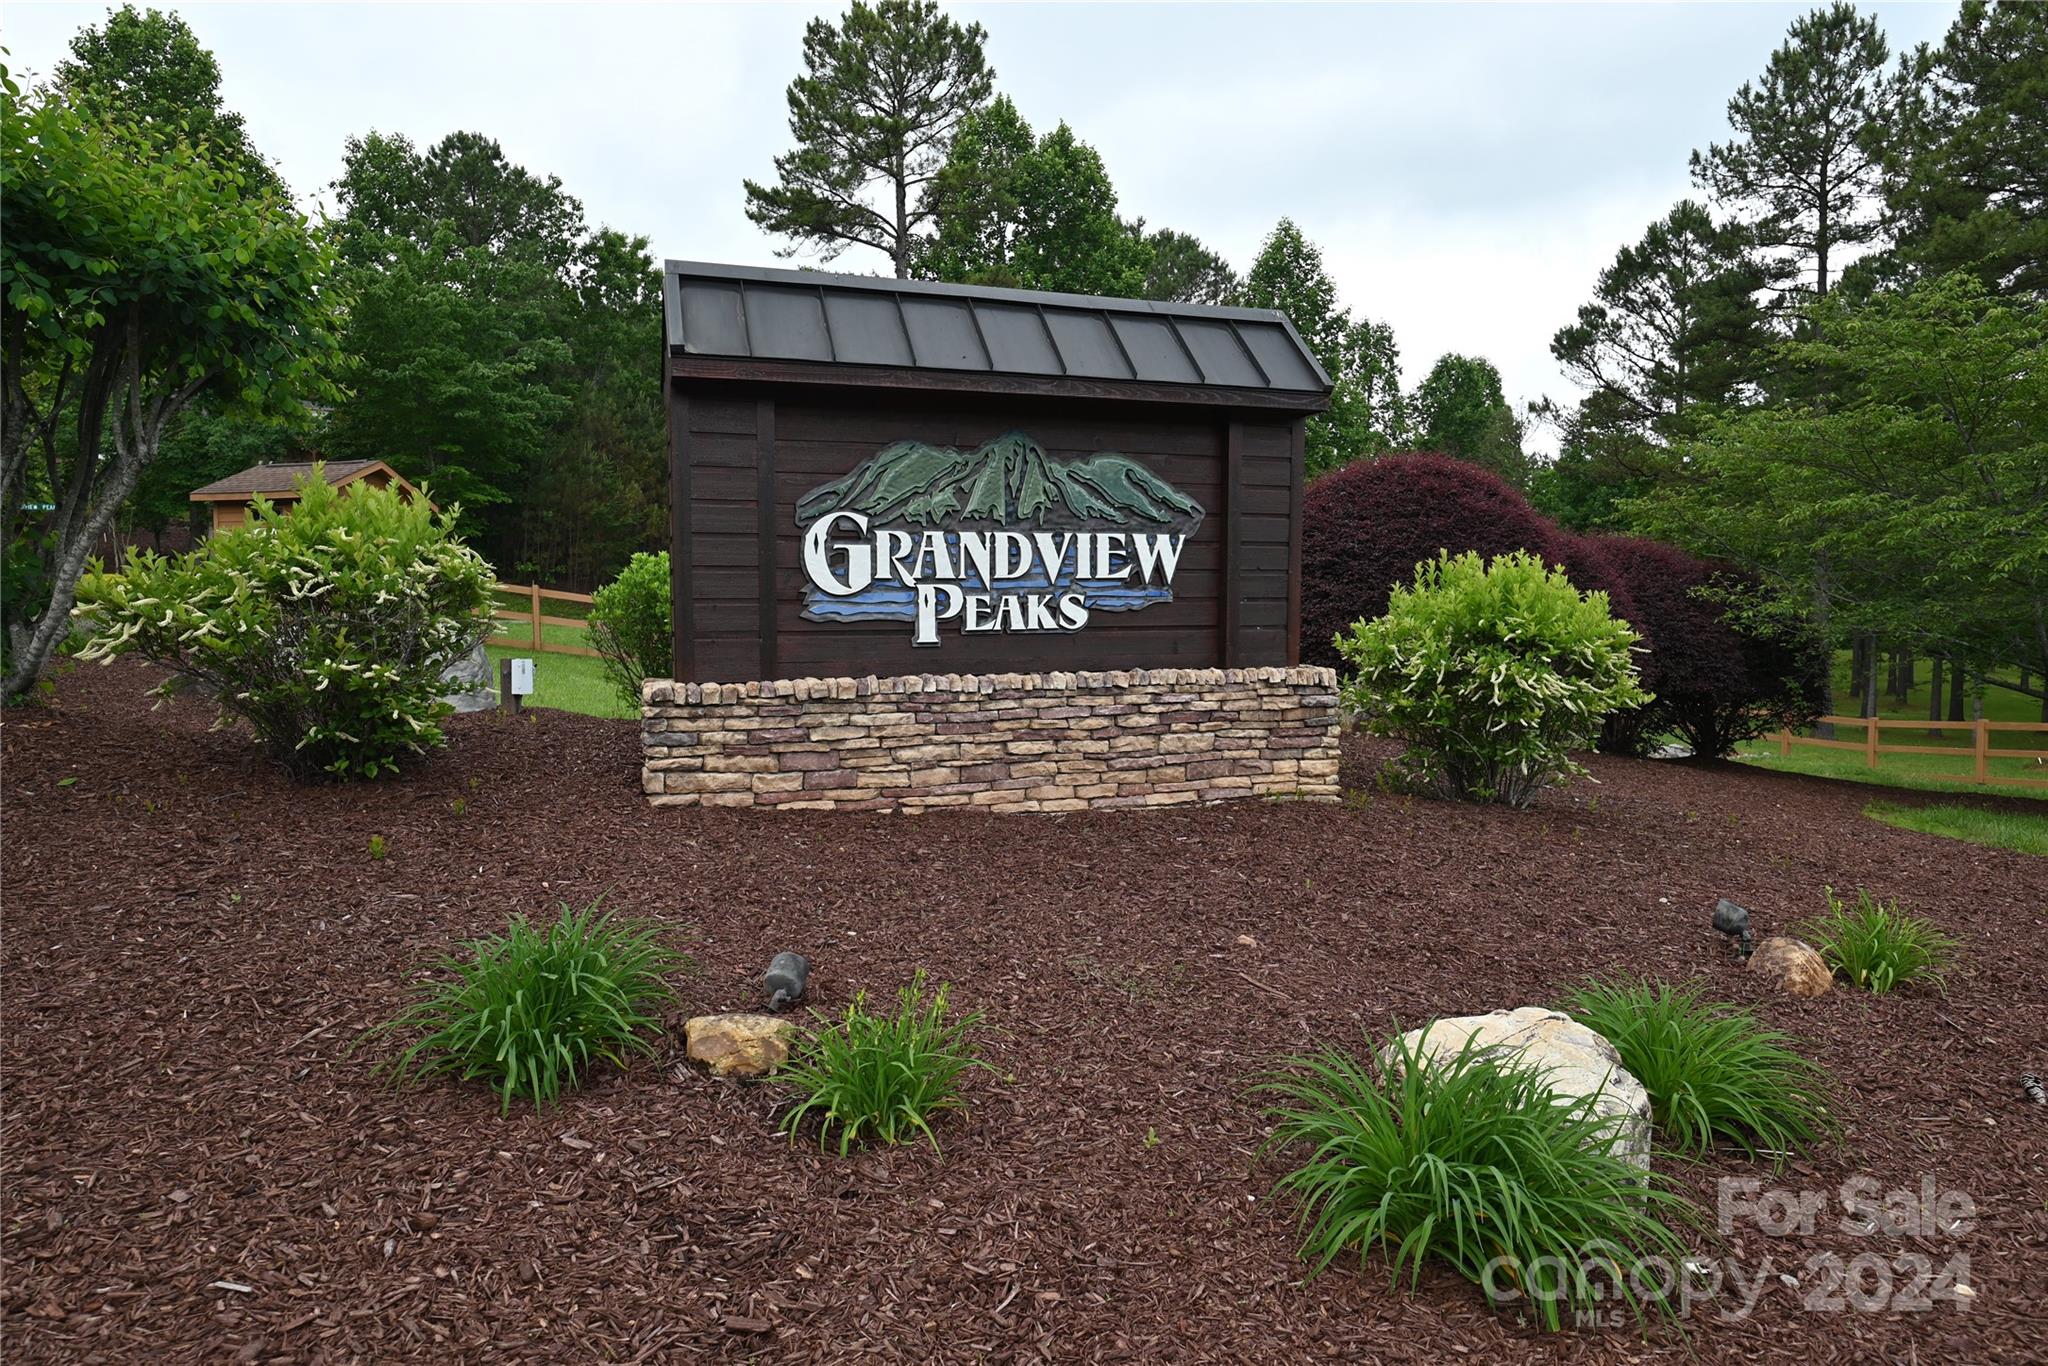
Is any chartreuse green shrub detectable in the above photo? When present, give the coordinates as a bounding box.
[1561,980,1832,1161]
[1258,1029,1696,1331]
[588,551,672,710]
[366,900,685,1114]
[778,971,991,1155]
[1799,887,1958,994]
[1335,550,1649,807]
[74,472,493,780]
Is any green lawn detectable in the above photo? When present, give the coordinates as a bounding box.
[1731,650,2047,799]
[1865,800,2048,856]
[1821,651,2045,733]
[483,644,634,719]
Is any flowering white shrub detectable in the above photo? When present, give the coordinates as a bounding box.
[76,471,494,780]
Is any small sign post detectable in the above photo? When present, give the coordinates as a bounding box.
[499,657,535,714]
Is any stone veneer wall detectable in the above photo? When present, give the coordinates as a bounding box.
[641,666,1341,813]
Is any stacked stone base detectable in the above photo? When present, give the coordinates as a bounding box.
[641,666,1341,813]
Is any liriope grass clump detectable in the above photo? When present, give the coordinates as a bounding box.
[367,899,685,1113]
[1561,980,1832,1161]
[778,970,990,1155]
[1257,1029,1697,1331]
[1800,887,1959,994]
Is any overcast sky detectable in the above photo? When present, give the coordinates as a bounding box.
[10,1,1959,451]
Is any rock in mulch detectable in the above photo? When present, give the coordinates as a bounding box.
[1748,935,1833,997]
[440,642,498,714]
[1386,1006,1653,1169]
[685,1012,797,1078]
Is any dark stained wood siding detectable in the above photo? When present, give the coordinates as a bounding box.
[669,383,1304,682]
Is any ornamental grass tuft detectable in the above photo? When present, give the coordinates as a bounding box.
[366,899,684,1114]
[1561,979,1832,1161]
[1257,1028,1697,1332]
[778,970,990,1155]
[1799,886,1959,994]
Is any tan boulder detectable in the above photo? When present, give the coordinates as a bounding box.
[1386,1006,1653,1170]
[1749,936,1833,997]
[685,1013,797,1078]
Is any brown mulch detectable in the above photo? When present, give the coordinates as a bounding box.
[3,659,2045,1365]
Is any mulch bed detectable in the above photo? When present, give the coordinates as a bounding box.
[4,659,2045,1364]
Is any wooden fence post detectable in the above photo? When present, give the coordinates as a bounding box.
[1975,718,1990,784]
[1865,718,1879,769]
[529,583,543,649]
[1779,728,1792,758]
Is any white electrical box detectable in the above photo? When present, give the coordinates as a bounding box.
[510,657,535,696]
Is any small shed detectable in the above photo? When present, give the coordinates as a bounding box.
[188,459,426,535]
[660,260,1333,683]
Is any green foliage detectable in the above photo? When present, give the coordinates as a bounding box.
[1864,800,2048,857]
[1257,1029,1696,1331]
[744,0,993,276]
[1690,0,1892,303]
[368,900,684,1115]
[1550,200,1769,458]
[588,551,673,710]
[778,971,991,1155]
[74,473,495,781]
[920,97,1149,297]
[54,3,275,188]
[367,834,388,862]
[1238,219,1406,475]
[1335,550,1650,806]
[1410,353,1530,487]
[1800,887,1959,993]
[1629,273,2048,697]
[1560,980,1832,1160]
[1,69,336,701]
[323,131,664,587]
[1137,226,1239,305]
[1870,1,2048,299]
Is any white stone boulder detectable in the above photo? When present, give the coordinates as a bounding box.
[1385,1006,1653,1170]
[441,642,497,714]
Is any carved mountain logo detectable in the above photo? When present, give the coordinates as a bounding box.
[795,433,1205,645]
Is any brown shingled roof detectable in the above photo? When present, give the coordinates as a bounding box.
[189,460,388,500]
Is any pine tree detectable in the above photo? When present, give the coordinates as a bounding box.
[1691,2,1893,305]
[1552,200,1771,449]
[744,0,993,277]
[1872,0,2048,299]
[1236,220,1405,475]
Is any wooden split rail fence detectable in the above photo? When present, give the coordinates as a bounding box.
[1774,715,2048,790]
[490,581,599,659]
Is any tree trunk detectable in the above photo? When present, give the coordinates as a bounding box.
[1948,664,1967,724]
[1,316,205,702]
[1928,657,1944,738]
[1812,558,1835,738]
[1861,635,1879,719]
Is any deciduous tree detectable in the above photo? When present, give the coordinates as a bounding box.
[0,80,336,700]
[1410,353,1529,487]
[920,98,1149,296]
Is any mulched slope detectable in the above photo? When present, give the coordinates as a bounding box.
[4,660,2045,1365]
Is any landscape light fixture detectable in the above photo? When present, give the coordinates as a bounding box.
[1712,898,1755,959]
[764,952,810,1013]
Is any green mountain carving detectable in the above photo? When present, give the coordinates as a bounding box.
[796,432,1203,532]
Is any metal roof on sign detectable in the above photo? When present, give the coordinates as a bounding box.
[662,260,1333,397]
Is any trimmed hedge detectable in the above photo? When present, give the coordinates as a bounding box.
[1301,453,1566,672]
[1587,535,1826,757]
